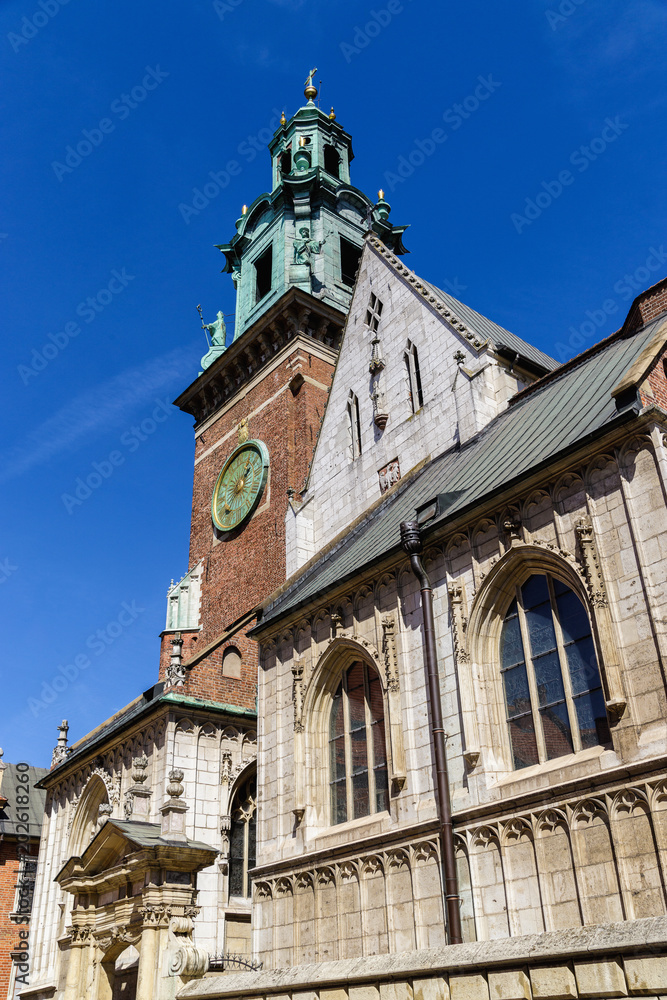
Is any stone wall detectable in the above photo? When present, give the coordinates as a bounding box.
[25,703,256,998]
[179,917,667,999]
[256,421,667,970]
[286,239,530,574]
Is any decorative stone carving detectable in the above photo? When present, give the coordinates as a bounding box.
[575,517,608,607]
[139,903,172,927]
[378,459,401,494]
[124,753,151,820]
[448,582,469,664]
[51,720,71,768]
[87,767,121,807]
[168,914,209,978]
[330,612,343,637]
[448,580,480,768]
[381,615,400,692]
[371,379,389,430]
[220,751,233,784]
[292,659,305,733]
[165,635,186,690]
[503,518,522,546]
[160,768,188,841]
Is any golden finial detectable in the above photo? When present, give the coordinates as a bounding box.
[242,204,247,215]
[280,110,286,126]
[378,189,385,200]
[304,66,318,102]
[329,106,336,120]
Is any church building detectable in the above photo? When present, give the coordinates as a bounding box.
[25,77,667,1000]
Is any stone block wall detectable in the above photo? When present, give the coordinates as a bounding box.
[256,420,667,970]
[25,704,257,998]
[292,240,528,567]
[179,918,667,1000]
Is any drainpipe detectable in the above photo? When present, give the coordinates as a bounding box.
[400,521,462,945]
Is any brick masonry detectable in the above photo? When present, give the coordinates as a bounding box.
[159,339,335,709]
[0,839,38,998]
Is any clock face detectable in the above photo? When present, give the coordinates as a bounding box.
[211,440,269,532]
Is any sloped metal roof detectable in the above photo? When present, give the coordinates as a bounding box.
[421,277,558,372]
[258,319,661,629]
[0,763,48,838]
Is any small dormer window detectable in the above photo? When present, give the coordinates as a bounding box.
[324,144,340,178]
[365,293,383,333]
[254,245,273,303]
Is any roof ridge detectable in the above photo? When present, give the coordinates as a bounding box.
[508,323,631,406]
[366,236,487,351]
[366,236,556,372]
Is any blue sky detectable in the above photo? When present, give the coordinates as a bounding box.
[2,0,666,767]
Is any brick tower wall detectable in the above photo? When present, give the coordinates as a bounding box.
[159,338,335,708]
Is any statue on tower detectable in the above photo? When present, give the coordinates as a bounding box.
[198,306,228,371]
[293,226,331,266]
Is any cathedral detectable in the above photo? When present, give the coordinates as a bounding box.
[22,77,667,1000]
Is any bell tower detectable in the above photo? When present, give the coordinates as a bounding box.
[158,77,408,708]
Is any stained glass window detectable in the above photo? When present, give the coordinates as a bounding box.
[329,661,389,825]
[228,775,256,898]
[500,574,610,769]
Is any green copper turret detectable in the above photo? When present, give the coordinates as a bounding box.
[216,78,409,343]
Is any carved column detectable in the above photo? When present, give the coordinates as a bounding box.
[62,926,90,1000]
[575,517,626,722]
[292,659,306,822]
[136,905,168,1000]
[447,580,481,767]
[382,615,406,790]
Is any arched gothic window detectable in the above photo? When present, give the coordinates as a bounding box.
[500,573,610,770]
[329,661,388,825]
[228,775,256,898]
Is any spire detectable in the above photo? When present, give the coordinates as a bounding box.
[213,76,409,344]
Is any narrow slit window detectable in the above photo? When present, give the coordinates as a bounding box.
[340,237,362,287]
[405,340,424,412]
[500,573,611,770]
[348,391,362,459]
[254,245,273,303]
[329,661,388,825]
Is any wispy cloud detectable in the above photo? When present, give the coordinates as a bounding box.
[0,348,196,483]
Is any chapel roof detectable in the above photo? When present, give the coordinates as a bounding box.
[255,313,666,631]
[0,762,48,838]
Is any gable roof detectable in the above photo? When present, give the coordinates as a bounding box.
[255,316,664,632]
[363,237,557,374]
[420,277,558,373]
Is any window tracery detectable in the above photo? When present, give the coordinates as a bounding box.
[500,573,610,769]
[228,775,257,898]
[329,660,388,824]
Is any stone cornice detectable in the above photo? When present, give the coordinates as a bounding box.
[366,235,486,351]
